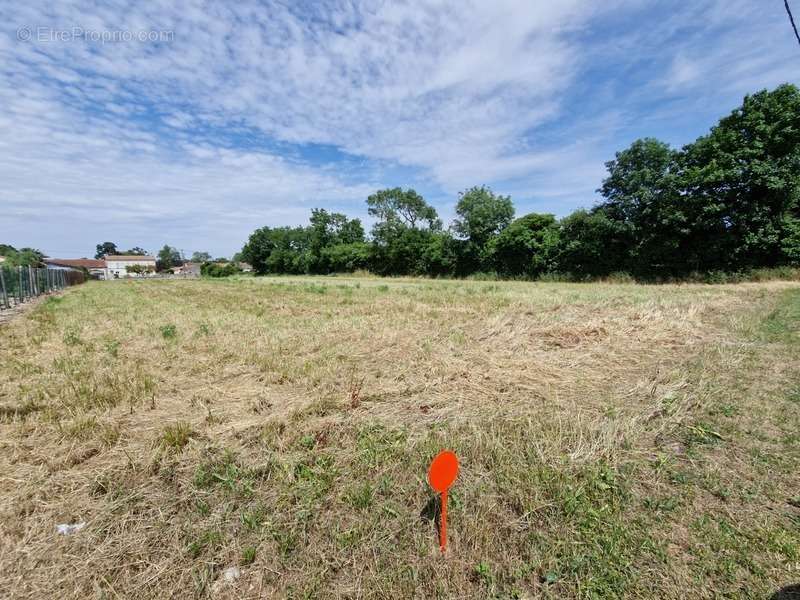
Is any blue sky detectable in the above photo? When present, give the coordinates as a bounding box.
[1,1,798,258]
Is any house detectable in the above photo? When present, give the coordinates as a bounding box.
[104,255,156,278]
[44,258,109,280]
[174,262,201,276]
[237,262,253,273]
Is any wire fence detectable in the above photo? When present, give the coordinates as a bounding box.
[0,266,86,311]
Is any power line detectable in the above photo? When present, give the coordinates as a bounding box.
[786,0,800,47]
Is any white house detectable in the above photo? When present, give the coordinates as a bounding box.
[105,255,157,278]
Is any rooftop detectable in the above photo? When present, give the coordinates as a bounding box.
[44,258,106,269]
[105,255,156,261]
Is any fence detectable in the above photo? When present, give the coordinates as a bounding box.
[0,266,86,311]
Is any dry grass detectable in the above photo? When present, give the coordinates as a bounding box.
[1,276,799,598]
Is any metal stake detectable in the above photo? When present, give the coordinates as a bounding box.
[0,268,9,309]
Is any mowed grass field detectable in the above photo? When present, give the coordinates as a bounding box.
[1,276,799,599]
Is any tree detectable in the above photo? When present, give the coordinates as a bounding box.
[453,186,514,247]
[191,251,212,263]
[366,188,442,275]
[308,209,365,272]
[126,264,154,275]
[597,138,685,275]
[2,247,45,268]
[125,247,148,256]
[95,242,118,259]
[421,231,458,277]
[241,226,310,275]
[320,242,372,273]
[157,245,183,271]
[489,213,559,277]
[367,188,441,232]
[679,84,800,271]
[553,209,632,277]
[451,185,514,272]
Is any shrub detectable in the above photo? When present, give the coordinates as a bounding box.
[201,262,241,278]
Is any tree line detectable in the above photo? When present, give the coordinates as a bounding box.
[241,84,800,281]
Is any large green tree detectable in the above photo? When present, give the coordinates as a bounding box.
[452,186,514,273]
[598,138,684,275]
[191,251,212,262]
[679,84,800,270]
[553,209,632,277]
[156,245,183,271]
[489,213,559,277]
[95,242,118,259]
[367,188,441,233]
[308,209,365,273]
[367,188,443,275]
[2,247,45,268]
[453,186,514,247]
[241,226,310,274]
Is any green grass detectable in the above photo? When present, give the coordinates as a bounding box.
[0,277,799,598]
[159,421,194,451]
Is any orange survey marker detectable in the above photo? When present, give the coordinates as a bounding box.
[428,450,459,553]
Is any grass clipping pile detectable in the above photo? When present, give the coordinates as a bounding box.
[1,277,799,599]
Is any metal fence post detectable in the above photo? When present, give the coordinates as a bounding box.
[0,268,8,310]
[17,266,23,303]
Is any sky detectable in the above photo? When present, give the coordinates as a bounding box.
[1,1,798,259]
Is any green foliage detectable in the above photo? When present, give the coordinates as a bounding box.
[553,209,632,278]
[679,84,800,271]
[489,213,559,277]
[159,422,194,451]
[453,186,514,269]
[319,242,371,273]
[125,263,154,275]
[241,225,310,275]
[201,262,241,277]
[157,245,182,271]
[241,546,257,565]
[236,84,800,281]
[1,247,45,267]
[95,241,118,259]
[593,84,800,277]
[191,251,212,262]
[366,187,441,232]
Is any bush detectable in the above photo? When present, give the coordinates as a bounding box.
[319,242,371,273]
[201,262,241,278]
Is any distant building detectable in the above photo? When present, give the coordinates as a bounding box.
[175,262,201,276]
[238,262,253,273]
[44,258,108,279]
[104,255,156,278]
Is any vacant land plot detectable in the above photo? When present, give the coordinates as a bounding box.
[1,276,799,599]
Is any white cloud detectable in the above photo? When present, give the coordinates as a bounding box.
[0,0,797,255]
